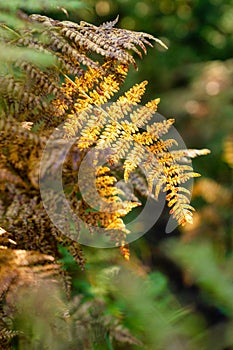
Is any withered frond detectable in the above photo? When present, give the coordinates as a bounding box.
[29,14,161,69]
[0,245,73,349]
[0,122,85,268]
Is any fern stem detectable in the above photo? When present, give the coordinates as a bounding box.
[0,24,21,38]
[105,333,114,350]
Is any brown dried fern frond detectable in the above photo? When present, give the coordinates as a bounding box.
[29,14,164,69]
[0,120,85,268]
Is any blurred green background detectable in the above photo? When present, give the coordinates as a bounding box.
[1,0,233,349]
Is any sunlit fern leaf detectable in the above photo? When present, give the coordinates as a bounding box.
[170,148,210,163]
[62,63,129,138]
[119,243,131,261]
[123,143,146,182]
[60,77,209,227]
[74,165,140,250]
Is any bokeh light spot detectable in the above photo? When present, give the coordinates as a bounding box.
[120,16,136,30]
[205,81,220,96]
[159,0,175,15]
[95,0,111,16]
[135,2,150,17]
[185,100,200,115]
[177,4,191,20]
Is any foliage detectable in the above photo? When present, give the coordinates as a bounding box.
[1,1,228,349]
[0,10,208,262]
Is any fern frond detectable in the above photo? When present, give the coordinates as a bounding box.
[29,13,157,69]
[17,61,60,97]
[76,165,140,250]
[123,142,146,182]
[118,80,148,106]
[169,197,194,225]
[48,31,100,70]
[146,118,175,139]
[63,64,128,140]
[99,16,120,29]
[170,148,210,163]
[1,13,154,130]
[67,78,208,226]
[0,327,18,350]
[120,243,130,261]
[0,76,47,117]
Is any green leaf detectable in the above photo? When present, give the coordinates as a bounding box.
[0,44,55,66]
[0,0,86,11]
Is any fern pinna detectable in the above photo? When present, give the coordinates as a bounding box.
[0,14,209,265]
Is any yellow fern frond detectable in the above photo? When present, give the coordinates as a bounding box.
[119,81,148,105]
[76,165,140,248]
[123,143,146,182]
[97,121,121,148]
[69,79,209,228]
[147,118,175,139]
[120,243,130,261]
[63,63,128,139]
